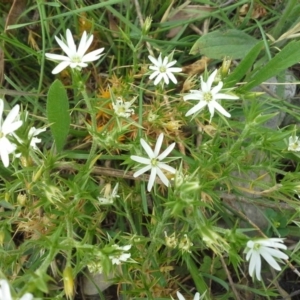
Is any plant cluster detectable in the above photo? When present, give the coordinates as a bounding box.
[0,0,300,299]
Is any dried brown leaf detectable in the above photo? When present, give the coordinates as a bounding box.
[166,5,214,38]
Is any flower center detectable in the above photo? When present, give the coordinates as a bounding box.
[0,131,4,139]
[253,243,261,251]
[159,66,167,73]
[71,55,82,63]
[151,158,158,167]
[203,92,213,102]
[292,142,299,149]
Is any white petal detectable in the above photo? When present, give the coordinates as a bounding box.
[185,101,207,117]
[166,60,177,68]
[157,142,175,160]
[149,70,160,80]
[210,81,223,95]
[45,53,70,61]
[20,293,33,300]
[148,55,159,66]
[162,73,170,85]
[194,293,200,300]
[156,167,169,186]
[206,69,218,90]
[260,250,282,271]
[154,133,164,157]
[211,101,230,118]
[147,167,157,191]
[166,71,177,84]
[154,73,163,85]
[0,140,12,167]
[158,162,176,174]
[149,65,159,71]
[140,138,155,158]
[168,67,182,73]
[3,121,23,135]
[0,280,12,300]
[263,247,289,260]
[133,165,152,177]
[51,61,71,74]
[130,155,151,165]
[214,93,239,100]
[77,31,89,55]
[162,56,169,66]
[183,91,203,101]
[176,291,185,300]
[66,29,77,55]
[2,104,19,130]
[82,48,105,62]
[55,35,73,57]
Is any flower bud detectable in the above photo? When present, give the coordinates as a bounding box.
[63,266,74,299]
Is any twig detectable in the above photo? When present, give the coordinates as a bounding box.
[220,255,241,300]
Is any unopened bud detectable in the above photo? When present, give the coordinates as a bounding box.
[63,266,74,299]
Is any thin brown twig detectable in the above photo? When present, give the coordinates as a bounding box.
[220,255,241,300]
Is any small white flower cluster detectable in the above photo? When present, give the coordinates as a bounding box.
[288,136,300,152]
[0,279,33,300]
[98,183,119,205]
[244,238,288,281]
[148,55,239,122]
[112,97,135,118]
[0,99,45,168]
[109,244,132,265]
[0,99,22,167]
[174,291,200,300]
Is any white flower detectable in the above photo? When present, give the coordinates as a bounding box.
[45,29,105,74]
[131,133,176,192]
[109,244,131,265]
[183,69,239,122]
[0,99,23,167]
[244,238,289,281]
[148,54,182,85]
[112,97,135,118]
[288,136,300,152]
[176,291,200,300]
[98,183,119,205]
[0,279,33,300]
[28,127,46,150]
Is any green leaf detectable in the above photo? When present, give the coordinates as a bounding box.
[242,40,300,91]
[224,41,264,87]
[47,79,70,153]
[190,29,259,59]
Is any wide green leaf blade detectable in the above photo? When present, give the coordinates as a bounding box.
[47,79,70,152]
[190,29,259,59]
[242,40,300,91]
[224,41,264,87]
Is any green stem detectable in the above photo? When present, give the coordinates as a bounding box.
[81,88,98,167]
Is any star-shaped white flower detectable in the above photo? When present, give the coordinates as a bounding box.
[131,133,176,192]
[45,29,105,74]
[28,127,46,150]
[183,69,239,122]
[148,54,182,85]
[112,97,135,118]
[175,291,200,300]
[0,279,33,300]
[244,238,289,281]
[288,136,300,152]
[0,99,23,167]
